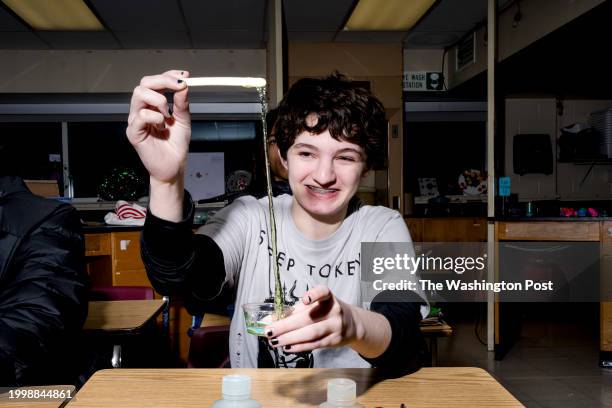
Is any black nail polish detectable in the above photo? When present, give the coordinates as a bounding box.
[270,338,278,346]
[284,345,291,351]
[177,79,183,84]
[266,330,273,337]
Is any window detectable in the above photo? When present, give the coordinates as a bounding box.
[405,121,486,196]
[0,122,63,189]
[68,122,146,198]
[1,118,262,199]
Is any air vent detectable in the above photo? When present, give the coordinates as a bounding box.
[456,32,476,72]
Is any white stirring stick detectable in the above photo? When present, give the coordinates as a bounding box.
[184,77,266,88]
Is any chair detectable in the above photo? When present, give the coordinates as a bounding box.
[89,285,155,301]
[420,320,453,366]
[187,325,230,368]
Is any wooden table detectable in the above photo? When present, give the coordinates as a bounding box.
[84,300,165,333]
[66,368,521,407]
[84,300,166,367]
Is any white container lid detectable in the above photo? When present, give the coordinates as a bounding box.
[222,375,251,397]
[327,378,357,405]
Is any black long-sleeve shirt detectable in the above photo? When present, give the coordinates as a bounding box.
[141,192,425,370]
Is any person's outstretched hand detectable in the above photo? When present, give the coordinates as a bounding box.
[264,285,360,353]
[126,70,190,185]
[264,284,393,359]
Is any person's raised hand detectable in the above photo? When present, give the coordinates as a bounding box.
[126,70,190,185]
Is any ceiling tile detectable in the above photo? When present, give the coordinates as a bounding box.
[0,4,28,30]
[88,0,186,31]
[37,31,120,49]
[413,0,487,32]
[283,0,354,31]
[114,31,191,49]
[0,31,48,48]
[287,31,336,42]
[181,0,265,32]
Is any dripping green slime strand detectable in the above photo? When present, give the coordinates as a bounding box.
[257,87,284,319]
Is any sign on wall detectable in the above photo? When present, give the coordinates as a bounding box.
[403,71,444,91]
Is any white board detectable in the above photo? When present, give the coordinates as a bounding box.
[184,152,225,200]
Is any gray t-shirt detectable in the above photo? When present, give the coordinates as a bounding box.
[198,194,420,368]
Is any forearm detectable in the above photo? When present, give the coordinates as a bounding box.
[355,291,425,369]
[349,305,392,358]
[149,177,185,222]
[141,192,228,312]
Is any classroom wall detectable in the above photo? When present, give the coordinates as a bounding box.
[0,49,266,93]
[402,49,445,76]
[505,98,612,201]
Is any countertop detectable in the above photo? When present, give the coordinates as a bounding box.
[82,223,142,233]
[406,216,612,221]
[82,223,205,233]
[496,216,612,221]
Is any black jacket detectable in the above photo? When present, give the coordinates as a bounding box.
[0,177,89,386]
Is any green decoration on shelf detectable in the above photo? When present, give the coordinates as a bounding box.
[97,167,146,201]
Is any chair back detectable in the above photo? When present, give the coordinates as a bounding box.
[187,325,230,368]
[90,286,155,301]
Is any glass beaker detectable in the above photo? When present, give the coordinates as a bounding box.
[242,302,292,336]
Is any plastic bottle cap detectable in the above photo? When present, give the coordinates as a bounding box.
[327,378,356,405]
[222,375,251,397]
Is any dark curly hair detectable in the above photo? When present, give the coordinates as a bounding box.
[274,73,386,169]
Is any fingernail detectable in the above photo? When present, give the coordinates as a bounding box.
[270,338,278,346]
[266,330,273,337]
[168,106,173,116]
[284,345,291,351]
[303,295,311,304]
[177,79,183,84]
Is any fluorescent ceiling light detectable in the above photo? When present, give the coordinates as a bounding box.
[345,0,436,31]
[2,0,103,30]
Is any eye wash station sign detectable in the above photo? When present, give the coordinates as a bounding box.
[403,71,444,91]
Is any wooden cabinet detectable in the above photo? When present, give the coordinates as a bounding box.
[423,218,486,242]
[85,231,148,287]
[111,231,149,286]
[84,233,111,257]
[405,218,486,242]
[603,222,612,244]
[602,223,612,353]
[498,221,599,241]
[405,218,423,242]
